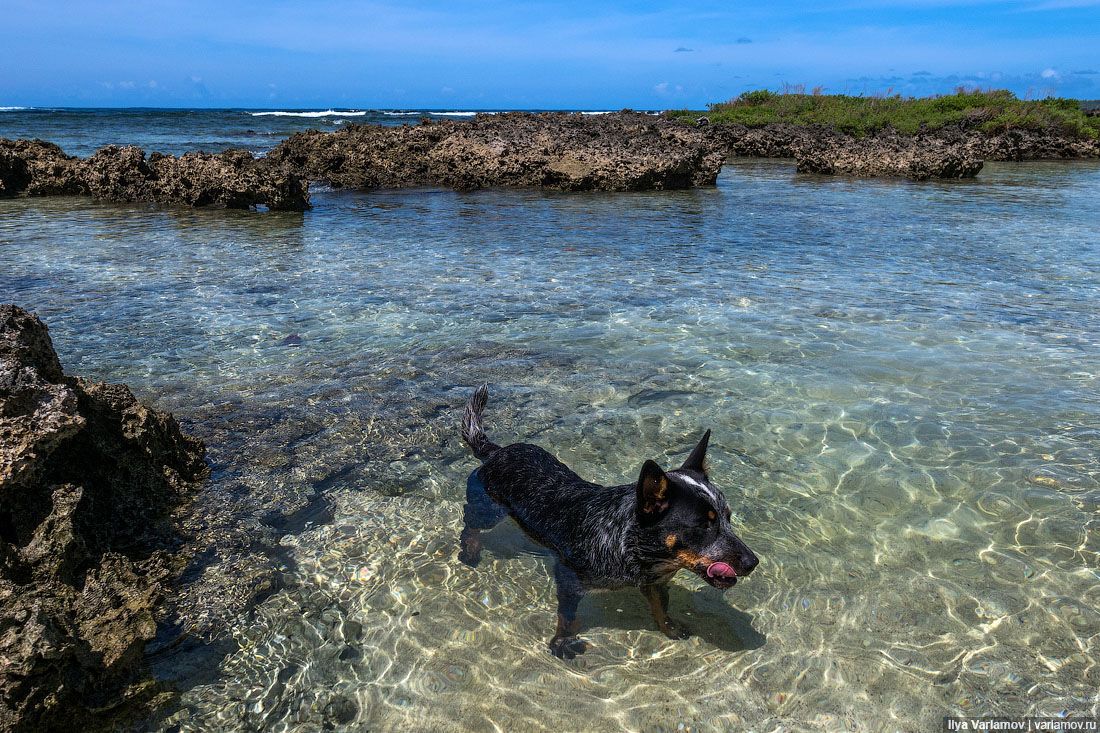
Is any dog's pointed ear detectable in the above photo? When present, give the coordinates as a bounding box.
[637,460,671,515]
[680,429,711,475]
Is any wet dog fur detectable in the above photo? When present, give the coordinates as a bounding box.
[459,385,759,658]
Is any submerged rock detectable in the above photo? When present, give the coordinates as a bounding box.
[0,305,207,732]
[267,111,725,192]
[0,139,310,211]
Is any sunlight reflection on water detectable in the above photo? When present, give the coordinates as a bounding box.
[2,160,1099,730]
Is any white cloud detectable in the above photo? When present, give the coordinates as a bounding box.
[1041,67,1059,78]
[653,81,684,95]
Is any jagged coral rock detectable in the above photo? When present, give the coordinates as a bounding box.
[0,139,310,210]
[0,305,207,732]
[794,132,984,180]
[267,111,725,191]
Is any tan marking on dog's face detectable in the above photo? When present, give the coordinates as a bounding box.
[707,510,716,521]
[675,549,714,570]
[664,533,677,549]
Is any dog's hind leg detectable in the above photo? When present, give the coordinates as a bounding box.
[458,469,508,568]
[641,582,692,640]
[548,561,588,659]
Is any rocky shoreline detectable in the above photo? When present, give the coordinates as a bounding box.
[266,111,724,191]
[700,120,1100,163]
[794,131,984,180]
[0,305,207,732]
[700,123,975,179]
[698,119,1099,179]
[265,112,989,186]
[4,113,1099,202]
[0,140,311,211]
[268,112,1098,186]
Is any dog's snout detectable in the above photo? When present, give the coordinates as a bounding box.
[740,552,759,575]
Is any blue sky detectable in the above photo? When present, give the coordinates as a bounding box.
[2,0,1098,108]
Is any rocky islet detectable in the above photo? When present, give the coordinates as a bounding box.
[0,139,311,211]
[265,111,726,191]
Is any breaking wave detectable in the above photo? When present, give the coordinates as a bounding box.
[249,110,368,118]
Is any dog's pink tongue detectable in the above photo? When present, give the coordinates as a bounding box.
[706,562,737,579]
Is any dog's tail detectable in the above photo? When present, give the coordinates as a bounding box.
[462,384,501,460]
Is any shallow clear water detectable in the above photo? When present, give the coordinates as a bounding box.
[2,158,1099,731]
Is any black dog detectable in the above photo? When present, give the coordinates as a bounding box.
[458,385,758,659]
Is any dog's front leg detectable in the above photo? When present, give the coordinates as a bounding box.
[641,582,691,640]
[548,561,587,659]
[458,470,508,568]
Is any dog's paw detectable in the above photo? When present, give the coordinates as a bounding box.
[457,535,482,568]
[660,619,692,640]
[457,545,481,568]
[548,635,588,660]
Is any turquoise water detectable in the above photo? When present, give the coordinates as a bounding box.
[2,156,1099,731]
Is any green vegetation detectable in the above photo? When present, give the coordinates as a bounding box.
[667,88,1100,139]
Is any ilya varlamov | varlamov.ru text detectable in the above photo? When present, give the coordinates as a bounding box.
[944,719,1099,732]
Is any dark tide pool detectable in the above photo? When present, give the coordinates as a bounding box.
[2,159,1099,731]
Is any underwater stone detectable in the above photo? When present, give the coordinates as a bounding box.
[322,696,358,727]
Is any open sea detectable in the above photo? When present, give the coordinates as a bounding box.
[0,107,624,157]
[2,108,1099,731]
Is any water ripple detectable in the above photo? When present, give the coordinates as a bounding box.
[2,160,1099,730]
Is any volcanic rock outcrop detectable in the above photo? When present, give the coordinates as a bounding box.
[0,139,310,210]
[700,123,984,180]
[951,127,1100,161]
[793,132,984,180]
[267,111,725,191]
[0,305,207,732]
[699,120,1098,178]
[702,122,830,160]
